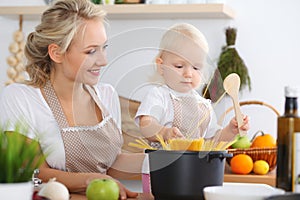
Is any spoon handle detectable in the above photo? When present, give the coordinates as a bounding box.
[232,98,247,136]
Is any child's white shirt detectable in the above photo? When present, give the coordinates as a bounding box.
[135,85,221,138]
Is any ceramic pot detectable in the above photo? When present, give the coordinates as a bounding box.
[0,182,33,200]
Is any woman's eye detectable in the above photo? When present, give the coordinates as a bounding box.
[193,66,200,70]
[87,49,96,54]
[102,44,108,50]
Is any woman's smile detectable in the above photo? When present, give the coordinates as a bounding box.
[87,68,101,76]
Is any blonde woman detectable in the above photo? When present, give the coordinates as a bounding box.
[135,23,249,146]
[0,0,144,198]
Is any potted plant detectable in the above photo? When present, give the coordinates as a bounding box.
[0,125,46,200]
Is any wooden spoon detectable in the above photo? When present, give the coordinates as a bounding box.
[223,73,247,136]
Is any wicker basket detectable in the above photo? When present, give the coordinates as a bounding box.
[226,147,277,171]
[220,100,280,172]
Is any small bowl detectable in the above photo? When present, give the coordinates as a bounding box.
[203,182,285,200]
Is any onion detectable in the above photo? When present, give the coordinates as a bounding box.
[38,178,70,200]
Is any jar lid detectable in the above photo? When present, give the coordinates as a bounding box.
[285,86,298,97]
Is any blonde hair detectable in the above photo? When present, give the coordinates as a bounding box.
[25,0,106,87]
[157,23,209,59]
[151,23,209,83]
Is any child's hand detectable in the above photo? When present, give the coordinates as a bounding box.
[163,127,184,141]
[229,115,250,135]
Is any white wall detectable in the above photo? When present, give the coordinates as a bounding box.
[1,0,300,140]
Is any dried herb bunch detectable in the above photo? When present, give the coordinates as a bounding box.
[218,27,251,91]
[203,27,251,101]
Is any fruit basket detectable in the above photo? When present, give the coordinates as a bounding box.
[226,147,277,171]
[220,100,280,172]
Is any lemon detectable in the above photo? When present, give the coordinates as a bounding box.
[253,160,269,175]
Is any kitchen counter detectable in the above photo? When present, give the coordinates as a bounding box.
[59,164,277,200]
[69,172,276,200]
[224,163,276,186]
[70,193,153,200]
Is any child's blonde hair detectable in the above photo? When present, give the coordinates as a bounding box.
[151,23,209,84]
[157,23,209,58]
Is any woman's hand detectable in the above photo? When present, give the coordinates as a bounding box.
[229,115,250,135]
[115,180,138,200]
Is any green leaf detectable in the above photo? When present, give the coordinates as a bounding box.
[0,125,46,183]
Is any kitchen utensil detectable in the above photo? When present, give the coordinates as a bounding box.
[223,73,247,136]
[146,149,232,200]
[203,182,285,200]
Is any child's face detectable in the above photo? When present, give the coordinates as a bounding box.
[157,44,206,93]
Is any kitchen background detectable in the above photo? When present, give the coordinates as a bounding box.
[0,0,300,141]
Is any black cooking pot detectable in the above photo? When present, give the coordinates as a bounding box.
[145,149,232,200]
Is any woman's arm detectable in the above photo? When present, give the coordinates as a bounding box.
[38,162,111,193]
[108,152,145,179]
[39,161,138,199]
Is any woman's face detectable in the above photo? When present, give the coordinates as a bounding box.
[158,44,206,93]
[61,19,108,86]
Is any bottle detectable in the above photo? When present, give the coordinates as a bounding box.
[276,86,300,192]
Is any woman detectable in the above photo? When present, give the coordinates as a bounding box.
[0,0,144,199]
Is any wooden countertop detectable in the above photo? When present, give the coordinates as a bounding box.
[53,163,277,200]
[70,193,153,200]
[223,163,276,186]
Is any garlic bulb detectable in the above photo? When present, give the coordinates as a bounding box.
[38,178,70,200]
[16,51,24,62]
[15,75,25,83]
[5,79,14,86]
[19,40,25,51]
[6,55,18,67]
[9,42,20,54]
[13,30,24,42]
[6,67,17,79]
[15,63,24,72]
[6,22,27,85]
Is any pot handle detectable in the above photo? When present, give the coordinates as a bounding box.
[206,152,233,162]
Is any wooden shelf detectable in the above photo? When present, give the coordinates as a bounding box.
[0,4,235,19]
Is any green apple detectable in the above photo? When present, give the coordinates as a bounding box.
[231,135,251,149]
[86,179,119,200]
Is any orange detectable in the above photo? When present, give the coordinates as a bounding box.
[251,131,276,148]
[230,154,253,175]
